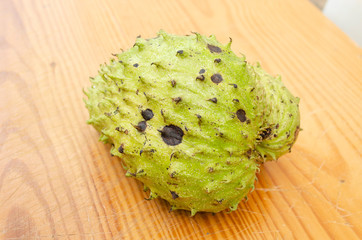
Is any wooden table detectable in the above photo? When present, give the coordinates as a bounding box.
[1,0,361,239]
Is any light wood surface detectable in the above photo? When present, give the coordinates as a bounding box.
[1,0,361,239]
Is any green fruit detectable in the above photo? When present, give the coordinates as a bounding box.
[84,30,300,215]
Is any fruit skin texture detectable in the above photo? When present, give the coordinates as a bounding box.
[85,30,300,215]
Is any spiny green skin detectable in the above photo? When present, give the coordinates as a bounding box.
[85,30,300,215]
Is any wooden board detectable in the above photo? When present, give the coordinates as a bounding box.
[1,0,361,239]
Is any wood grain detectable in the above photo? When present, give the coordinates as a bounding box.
[1,0,361,239]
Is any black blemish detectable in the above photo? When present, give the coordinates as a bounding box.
[208,98,217,103]
[199,69,206,74]
[170,172,176,178]
[140,150,143,156]
[172,97,182,104]
[176,50,184,55]
[216,199,224,204]
[211,73,223,84]
[233,99,240,103]
[115,127,120,131]
[159,125,184,146]
[185,126,188,131]
[170,152,175,161]
[275,123,280,129]
[134,121,147,132]
[214,58,221,63]
[260,128,272,140]
[246,119,251,124]
[208,167,214,173]
[133,63,139,67]
[170,191,179,199]
[118,144,124,153]
[196,75,205,81]
[286,131,290,138]
[274,134,278,137]
[236,109,247,122]
[127,171,137,177]
[136,89,139,95]
[207,44,222,53]
[141,109,154,121]
[229,84,237,88]
[119,60,123,63]
[171,80,176,87]
[250,87,255,92]
[196,114,201,119]
[246,149,252,156]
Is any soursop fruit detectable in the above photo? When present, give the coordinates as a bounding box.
[84,30,300,215]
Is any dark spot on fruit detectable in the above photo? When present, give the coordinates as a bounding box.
[250,87,255,92]
[199,69,205,74]
[290,100,293,103]
[115,127,120,131]
[289,113,293,117]
[176,50,184,55]
[208,98,217,103]
[196,114,201,119]
[211,73,223,84]
[246,149,252,156]
[229,83,237,88]
[118,144,124,153]
[196,75,205,81]
[275,123,280,129]
[159,125,184,146]
[172,97,182,104]
[141,109,154,121]
[214,58,221,63]
[207,44,222,53]
[260,128,272,140]
[185,126,188,131]
[208,167,214,173]
[246,119,251,124]
[140,150,143,155]
[216,199,224,204]
[124,129,129,135]
[236,109,247,122]
[171,80,176,87]
[170,191,179,199]
[134,121,147,132]
[133,63,139,67]
[233,99,240,103]
[170,172,176,178]
[119,60,123,63]
[274,134,277,137]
